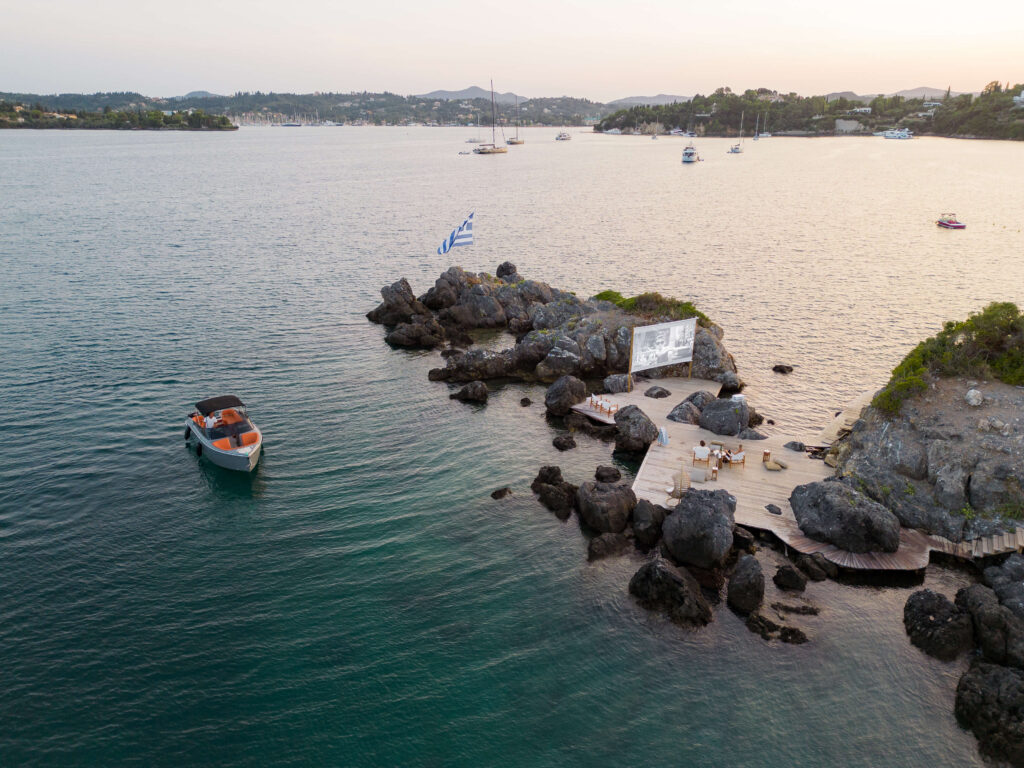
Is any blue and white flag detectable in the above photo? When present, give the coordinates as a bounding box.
[436,212,474,255]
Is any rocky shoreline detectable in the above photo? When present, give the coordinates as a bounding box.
[369,266,1024,766]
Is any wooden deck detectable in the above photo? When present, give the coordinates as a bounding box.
[596,382,1023,572]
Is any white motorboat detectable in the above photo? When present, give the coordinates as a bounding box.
[185,395,262,472]
[555,131,572,141]
[604,128,622,135]
[883,128,913,139]
[681,142,700,163]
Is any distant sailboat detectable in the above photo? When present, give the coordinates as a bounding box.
[728,111,744,153]
[507,95,524,145]
[752,113,759,141]
[759,112,771,138]
[473,80,508,155]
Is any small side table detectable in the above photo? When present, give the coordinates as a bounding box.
[762,450,771,463]
[710,465,718,481]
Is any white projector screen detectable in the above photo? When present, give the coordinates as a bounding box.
[630,318,698,373]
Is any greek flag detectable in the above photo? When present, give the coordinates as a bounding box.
[437,212,474,255]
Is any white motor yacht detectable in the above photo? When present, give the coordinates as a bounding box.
[681,142,700,163]
[555,131,572,141]
[185,395,263,472]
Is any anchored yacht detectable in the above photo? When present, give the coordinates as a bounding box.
[185,395,262,472]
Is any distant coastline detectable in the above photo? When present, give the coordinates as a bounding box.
[0,103,237,131]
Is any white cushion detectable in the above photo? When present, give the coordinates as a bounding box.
[693,446,710,459]
[732,452,745,462]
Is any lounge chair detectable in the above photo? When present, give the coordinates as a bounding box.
[692,445,710,467]
[724,450,746,468]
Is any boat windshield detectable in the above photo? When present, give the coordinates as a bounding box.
[205,410,254,439]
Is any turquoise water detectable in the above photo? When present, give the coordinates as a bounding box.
[4,128,1023,766]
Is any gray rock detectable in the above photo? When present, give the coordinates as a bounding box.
[632,500,668,550]
[603,374,631,394]
[520,397,532,407]
[667,401,702,424]
[683,390,718,411]
[613,404,659,454]
[746,612,782,640]
[662,489,737,569]
[903,589,974,661]
[367,277,432,326]
[779,626,809,644]
[789,480,901,553]
[716,371,743,392]
[544,375,586,416]
[737,428,767,441]
[645,386,672,399]
[984,555,1024,621]
[450,380,488,402]
[496,261,518,280]
[784,441,806,452]
[699,397,750,436]
[535,335,583,380]
[773,565,808,592]
[491,487,511,499]
[965,389,984,407]
[956,583,1024,669]
[531,466,577,520]
[553,435,576,451]
[732,526,755,552]
[772,364,794,374]
[587,532,631,561]
[595,466,622,483]
[385,314,446,348]
[576,481,637,533]
[956,661,1024,766]
[727,555,765,614]
[628,559,713,627]
[765,503,783,515]
[927,440,969,509]
[795,553,835,581]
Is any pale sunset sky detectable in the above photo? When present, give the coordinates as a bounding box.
[2,0,1021,100]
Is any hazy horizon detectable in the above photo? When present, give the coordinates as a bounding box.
[2,0,1021,103]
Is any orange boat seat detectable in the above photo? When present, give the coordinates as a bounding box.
[239,431,260,447]
[212,438,233,450]
[220,409,243,425]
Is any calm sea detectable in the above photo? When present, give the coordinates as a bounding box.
[3,127,1023,767]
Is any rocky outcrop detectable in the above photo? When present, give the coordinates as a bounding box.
[661,489,737,569]
[613,405,658,454]
[727,555,764,614]
[956,661,1024,766]
[632,500,668,550]
[737,428,767,441]
[553,435,576,451]
[595,466,621,483]
[835,378,1024,543]
[531,466,578,520]
[795,553,837,581]
[576,481,637,533]
[903,589,973,661]
[603,374,631,394]
[789,480,900,553]
[544,375,586,416]
[491,487,511,499]
[450,381,488,402]
[628,559,713,627]
[373,265,740,386]
[772,364,794,374]
[699,397,749,436]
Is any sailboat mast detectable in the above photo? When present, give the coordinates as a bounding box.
[490,79,497,145]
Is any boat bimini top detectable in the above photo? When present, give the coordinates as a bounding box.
[195,395,246,416]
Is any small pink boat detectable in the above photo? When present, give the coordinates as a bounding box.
[937,213,966,229]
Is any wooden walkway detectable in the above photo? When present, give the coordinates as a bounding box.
[596,382,1023,572]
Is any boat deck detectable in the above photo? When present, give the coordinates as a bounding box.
[594,382,1021,571]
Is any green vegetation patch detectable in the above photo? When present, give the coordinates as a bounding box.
[592,290,710,326]
[873,302,1024,415]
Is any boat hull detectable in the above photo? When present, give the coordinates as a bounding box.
[937,221,966,229]
[186,421,262,472]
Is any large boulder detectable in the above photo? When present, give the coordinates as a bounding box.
[535,335,583,380]
[645,386,672,399]
[531,466,578,520]
[595,466,621,483]
[684,390,718,411]
[666,401,702,424]
[727,555,764,614]
[385,314,446,348]
[544,375,586,416]
[576,481,637,533]
[449,380,488,403]
[632,499,669,550]
[613,405,658,453]
[603,374,631,394]
[773,565,808,592]
[956,661,1024,766]
[903,589,974,661]
[662,489,737,569]
[587,532,632,561]
[699,397,750,436]
[984,554,1024,621]
[956,584,1024,669]
[789,481,900,553]
[628,559,713,627]
[496,261,519,281]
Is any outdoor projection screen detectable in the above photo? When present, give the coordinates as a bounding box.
[630,318,698,373]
